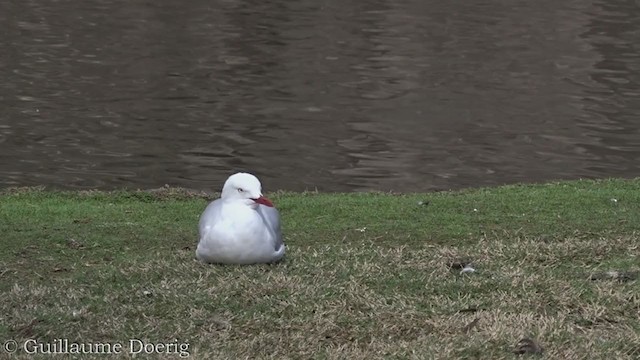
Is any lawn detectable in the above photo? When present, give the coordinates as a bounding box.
[0,178,639,359]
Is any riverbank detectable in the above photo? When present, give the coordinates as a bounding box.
[1,179,639,358]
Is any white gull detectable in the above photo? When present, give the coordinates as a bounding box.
[196,172,285,264]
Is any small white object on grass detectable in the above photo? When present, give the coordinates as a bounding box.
[461,265,476,274]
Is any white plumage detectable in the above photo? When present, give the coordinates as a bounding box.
[196,173,285,264]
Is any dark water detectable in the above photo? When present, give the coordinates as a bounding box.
[1,0,639,192]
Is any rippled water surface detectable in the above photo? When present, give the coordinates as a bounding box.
[1,0,639,192]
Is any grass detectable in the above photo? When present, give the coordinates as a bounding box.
[0,178,639,359]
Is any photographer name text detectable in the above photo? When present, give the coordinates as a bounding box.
[3,338,190,357]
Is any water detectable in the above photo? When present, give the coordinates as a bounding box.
[1,0,639,192]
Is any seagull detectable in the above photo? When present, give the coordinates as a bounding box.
[196,172,285,264]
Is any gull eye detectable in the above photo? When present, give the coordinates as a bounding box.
[237,188,244,193]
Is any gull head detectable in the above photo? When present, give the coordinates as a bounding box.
[221,172,274,208]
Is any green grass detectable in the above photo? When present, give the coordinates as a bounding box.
[0,178,639,359]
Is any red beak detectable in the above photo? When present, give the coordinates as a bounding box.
[253,196,274,207]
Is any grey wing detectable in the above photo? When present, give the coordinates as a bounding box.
[258,205,283,250]
[199,199,223,237]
